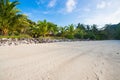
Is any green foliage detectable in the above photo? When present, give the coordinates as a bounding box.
[37,20,48,37]
[0,34,31,39]
[0,0,19,35]
[65,24,75,39]
[84,32,95,40]
[27,19,58,38]
[115,23,120,39]
[103,23,120,40]
[28,25,40,38]
[59,26,67,38]
[74,23,86,39]
[0,0,29,36]
[47,22,58,36]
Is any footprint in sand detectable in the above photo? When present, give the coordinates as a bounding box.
[102,62,104,65]
[100,70,103,74]
[116,53,119,55]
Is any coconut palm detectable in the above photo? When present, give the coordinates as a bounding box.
[47,22,58,36]
[0,0,20,35]
[37,20,48,37]
[14,15,30,35]
[28,20,58,38]
[28,25,40,38]
[67,24,75,34]
[59,26,67,38]
[66,24,75,39]
[75,23,86,39]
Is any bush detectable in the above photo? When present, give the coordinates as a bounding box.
[66,34,74,39]
[74,33,82,39]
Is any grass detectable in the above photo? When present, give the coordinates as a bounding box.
[0,34,31,39]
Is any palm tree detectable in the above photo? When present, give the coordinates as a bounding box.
[47,22,58,36]
[75,28,86,39]
[28,20,58,38]
[91,24,98,34]
[91,24,99,39]
[77,23,85,30]
[0,0,19,35]
[28,25,40,38]
[67,24,75,34]
[59,26,67,38]
[75,23,86,39]
[11,14,30,35]
[66,24,75,39]
[37,20,48,37]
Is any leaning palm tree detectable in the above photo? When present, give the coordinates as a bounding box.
[0,0,19,35]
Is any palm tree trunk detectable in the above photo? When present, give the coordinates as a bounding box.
[2,28,8,36]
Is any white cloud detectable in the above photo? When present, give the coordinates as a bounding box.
[97,1,111,9]
[84,8,91,12]
[36,0,44,5]
[84,8,120,27]
[66,0,76,13]
[36,0,57,8]
[76,0,120,27]
[106,9,120,24]
[48,0,56,8]
[43,11,49,14]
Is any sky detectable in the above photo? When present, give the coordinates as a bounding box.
[11,0,120,27]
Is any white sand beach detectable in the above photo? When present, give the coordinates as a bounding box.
[0,40,120,80]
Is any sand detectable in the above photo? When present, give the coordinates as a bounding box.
[0,40,120,80]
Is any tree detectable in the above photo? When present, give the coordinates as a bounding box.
[0,0,20,35]
[37,20,48,37]
[10,14,30,35]
[116,23,120,39]
[103,23,120,40]
[66,24,75,39]
[77,23,85,30]
[47,22,58,36]
[91,24,99,39]
[59,26,67,38]
[75,23,86,39]
[86,25,90,31]
[91,24,98,34]
[28,25,40,38]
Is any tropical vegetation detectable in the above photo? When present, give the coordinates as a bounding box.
[0,0,120,40]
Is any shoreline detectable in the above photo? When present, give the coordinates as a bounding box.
[0,38,92,46]
[1,38,119,47]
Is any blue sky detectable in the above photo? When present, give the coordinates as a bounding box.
[11,0,120,27]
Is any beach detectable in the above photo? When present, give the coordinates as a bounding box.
[0,40,120,80]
